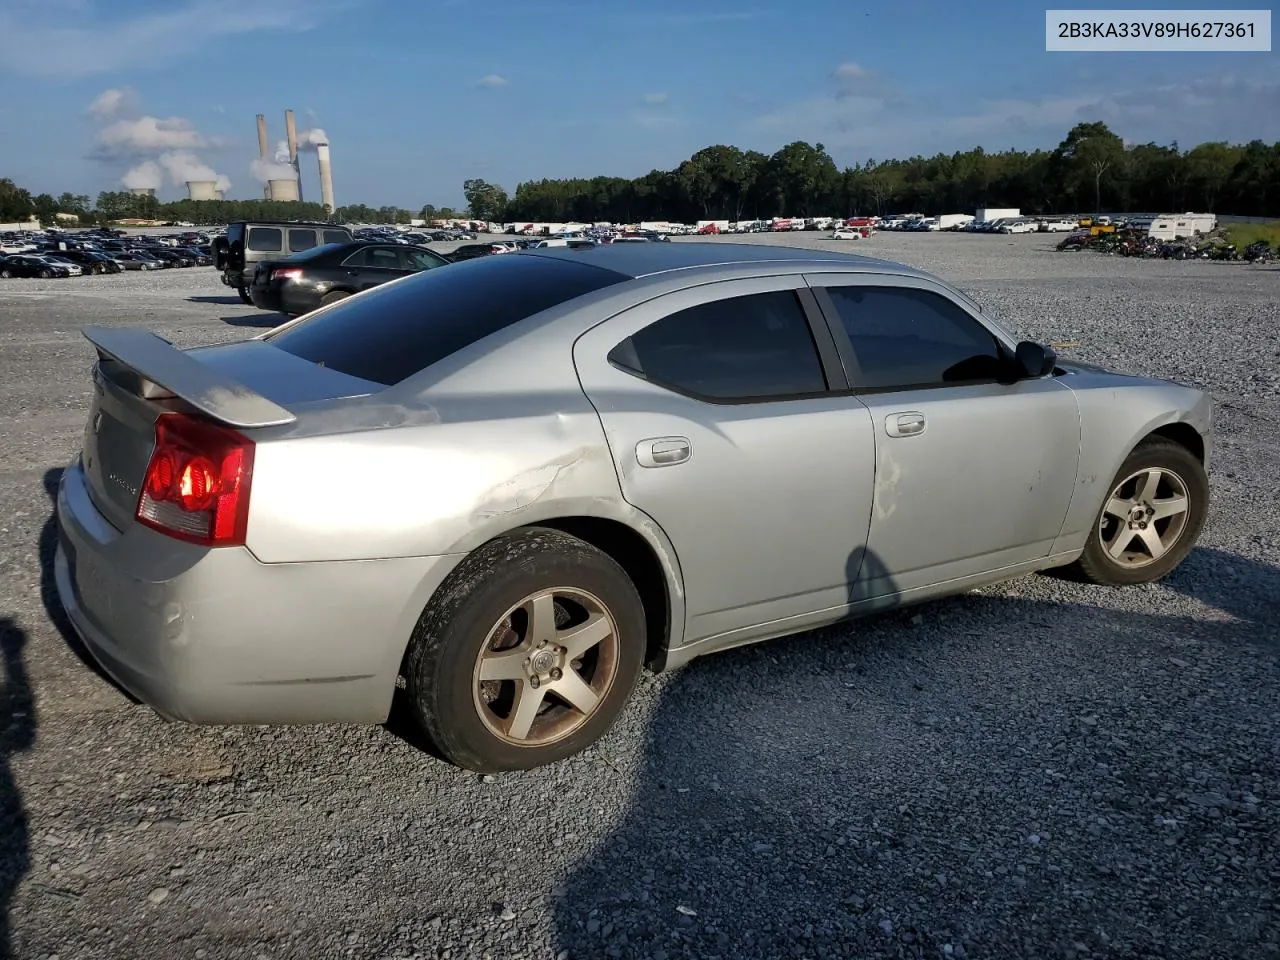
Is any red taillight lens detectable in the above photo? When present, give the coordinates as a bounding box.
[272,267,303,281]
[136,413,255,547]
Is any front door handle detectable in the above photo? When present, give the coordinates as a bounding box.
[636,437,691,467]
[885,412,926,438]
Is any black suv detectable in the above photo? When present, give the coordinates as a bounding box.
[213,220,354,303]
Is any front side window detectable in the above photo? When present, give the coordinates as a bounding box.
[247,227,282,252]
[824,285,1006,390]
[608,290,827,401]
[365,246,407,270]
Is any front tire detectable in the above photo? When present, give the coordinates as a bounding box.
[404,528,646,772]
[236,285,252,304]
[1065,437,1207,586]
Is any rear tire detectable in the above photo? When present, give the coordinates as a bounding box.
[320,290,351,307]
[1062,437,1207,586]
[236,286,252,304]
[0,269,11,279]
[404,528,646,772]
[40,269,51,278]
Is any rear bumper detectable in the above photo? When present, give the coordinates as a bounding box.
[54,460,461,726]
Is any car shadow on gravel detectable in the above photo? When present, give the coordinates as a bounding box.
[187,295,245,305]
[0,617,34,960]
[37,468,139,705]
[219,314,284,329]
[552,546,1280,959]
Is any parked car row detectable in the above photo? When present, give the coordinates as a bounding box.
[0,226,215,279]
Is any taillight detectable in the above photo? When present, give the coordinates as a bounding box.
[136,413,255,547]
[272,267,303,281]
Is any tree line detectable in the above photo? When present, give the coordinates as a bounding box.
[3,122,1277,228]
[491,122,1279,224]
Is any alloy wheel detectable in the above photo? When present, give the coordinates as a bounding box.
[472,587,620,746]
[1099,466,1191,568]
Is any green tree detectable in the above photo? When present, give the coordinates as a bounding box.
[0,178,35,221]
[462,179,509,221]
[1185,141,1244,210]
[1055,121,1125,214]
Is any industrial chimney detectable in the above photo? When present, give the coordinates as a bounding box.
[256,113,271,199]
[186,180,218,201]
[284,109,303,203]
[316,140,336,214]
[268,179,300,202]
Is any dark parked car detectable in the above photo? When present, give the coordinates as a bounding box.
[447,242,515,262]
[250,241,451,317]
[54,250,124,274]
[1,255,69,278]
[215,220,355,303]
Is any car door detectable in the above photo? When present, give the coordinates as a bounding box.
[573,276,876,647]
[339,246,399,290]
[806,273,1081,596]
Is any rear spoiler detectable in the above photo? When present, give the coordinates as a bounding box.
[82,325,297,429]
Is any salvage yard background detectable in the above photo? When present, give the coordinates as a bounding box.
[1,230,1277,960]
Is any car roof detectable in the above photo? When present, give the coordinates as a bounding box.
[516,240,923,280]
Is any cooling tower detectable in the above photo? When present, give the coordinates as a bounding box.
[268,179,300,202]
[186,180,218,201]
[316,141,335,214]
[129,187,156,198]
[257,113,271,199]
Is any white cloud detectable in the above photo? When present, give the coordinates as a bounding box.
[642,92,670,105]
[91,115,207,159]
[752,70,1279,161]
[0,0,346,79]
[87,87,138,119]
[477,74,508,88]
[832,63,867,80]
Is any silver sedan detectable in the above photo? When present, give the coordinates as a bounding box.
[54,243,1211,771]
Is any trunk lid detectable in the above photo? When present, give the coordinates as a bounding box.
[79,327,381,531]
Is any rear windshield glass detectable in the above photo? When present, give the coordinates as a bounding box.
[266,254,629,386]
[284,242,348,262]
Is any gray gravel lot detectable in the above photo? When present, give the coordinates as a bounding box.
[1,233,1278,960]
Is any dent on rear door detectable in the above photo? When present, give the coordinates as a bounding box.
[571,277,877,646]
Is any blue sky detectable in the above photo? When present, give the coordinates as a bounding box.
[0,0,1275,208]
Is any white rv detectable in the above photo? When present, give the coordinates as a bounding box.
[1147,213,1217,241]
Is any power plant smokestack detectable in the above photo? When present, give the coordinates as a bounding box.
[316,141,335,214]
[186,180,218,201]
[256,113,271,199]
[268,178,300,202]
[284,109,302,203]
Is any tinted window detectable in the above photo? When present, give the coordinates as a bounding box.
[288,229,318,252]
[825,286,1006,390]
[365,246,407,270]
[247,227,282,252]
[324,230,351,245]
[405,247,447,271]
[268,254,628,386]
[608,291,826,401]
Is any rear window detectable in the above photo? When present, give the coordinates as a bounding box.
[286,242,348,263]
[266,254,629,386]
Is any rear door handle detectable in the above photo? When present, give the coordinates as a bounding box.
[885,412,926,437]
[636,437,691,467]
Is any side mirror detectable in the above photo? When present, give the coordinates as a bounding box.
[1014,340,1057,379]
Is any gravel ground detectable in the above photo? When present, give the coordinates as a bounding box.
[1,233,1278,960]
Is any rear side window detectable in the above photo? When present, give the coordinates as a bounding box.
[824,285,1005,390]
[288,229,318,252]
[324,230,351,245]
[608,290,826,401]
[267,254,629,386]
[247,227,282,252]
